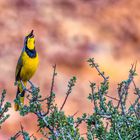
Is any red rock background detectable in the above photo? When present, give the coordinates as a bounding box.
[0,0,140,139]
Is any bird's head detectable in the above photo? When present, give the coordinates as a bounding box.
[24,30,35,50]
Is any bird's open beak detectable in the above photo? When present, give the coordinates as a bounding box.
[28,30,34,38]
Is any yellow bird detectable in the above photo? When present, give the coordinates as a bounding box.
[15,30,39,111]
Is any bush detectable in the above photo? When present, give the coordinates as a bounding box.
[1,58,140,139]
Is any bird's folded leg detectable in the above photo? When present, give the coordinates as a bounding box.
[20,80,32,93]
[28,80,36,89]
[20,80,26,91]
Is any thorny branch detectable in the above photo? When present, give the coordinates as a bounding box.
[87,58,109,83]
[117,63,137,115]
[11,124,30,140]
[88,58,109,112]
[60,76,76,111]
[46,64,57,115]
[87,58,140,139]
[0,90,11,127]
[10,58,140,140]
[128,80,140,116]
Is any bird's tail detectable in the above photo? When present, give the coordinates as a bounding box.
[14,81,26,111]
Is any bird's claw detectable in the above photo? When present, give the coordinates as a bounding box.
[20,80,38,93]
[22,86,26,91]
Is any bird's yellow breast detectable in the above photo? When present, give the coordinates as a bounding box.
[20,51,39,81]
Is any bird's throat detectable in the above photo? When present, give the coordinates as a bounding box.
[25,46,36,58]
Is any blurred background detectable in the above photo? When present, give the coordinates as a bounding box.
[0,0,140,139]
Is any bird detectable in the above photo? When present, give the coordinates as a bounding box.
[14,30,39,111]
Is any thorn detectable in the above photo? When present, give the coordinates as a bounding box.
[20,122,24,132]
[71,111,79,117]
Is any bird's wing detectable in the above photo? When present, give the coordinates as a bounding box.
[15,55,23,81]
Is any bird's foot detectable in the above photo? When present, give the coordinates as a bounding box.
[22,86,32,93]
[25,88,33,93]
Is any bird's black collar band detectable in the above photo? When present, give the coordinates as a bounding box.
[25,46,36,58]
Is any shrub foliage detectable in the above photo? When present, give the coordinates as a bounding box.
[1,58,140,139]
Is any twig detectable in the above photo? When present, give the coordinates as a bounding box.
[104,94,119,102]
[88,58,109,82]
[132,80,140,98]
[20,123,26,140]
[0,106,8,118]
[128,101,139,119]
[75,118,87,128]
[0,90,6,108]
[11,131,21,139]
[117,129,123,140]
[36,112,58,137]
[60,93,69,111]
[89,82,98,113]
[117,82,124,109]
[131,132,140,140]
[46,64,57,115]
[97,112,112,119]
[30,133,34,138]
[117,63,136,114]
[88,58,109,112]
[105,122,109,132]
[71,111,79,118]
[40,128,49,139]
[60,77,76,111]
[128,81,140,116]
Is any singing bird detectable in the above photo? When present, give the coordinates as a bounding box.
[15,30,39,111]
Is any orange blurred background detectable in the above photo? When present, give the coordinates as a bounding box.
[0,0,140,139]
